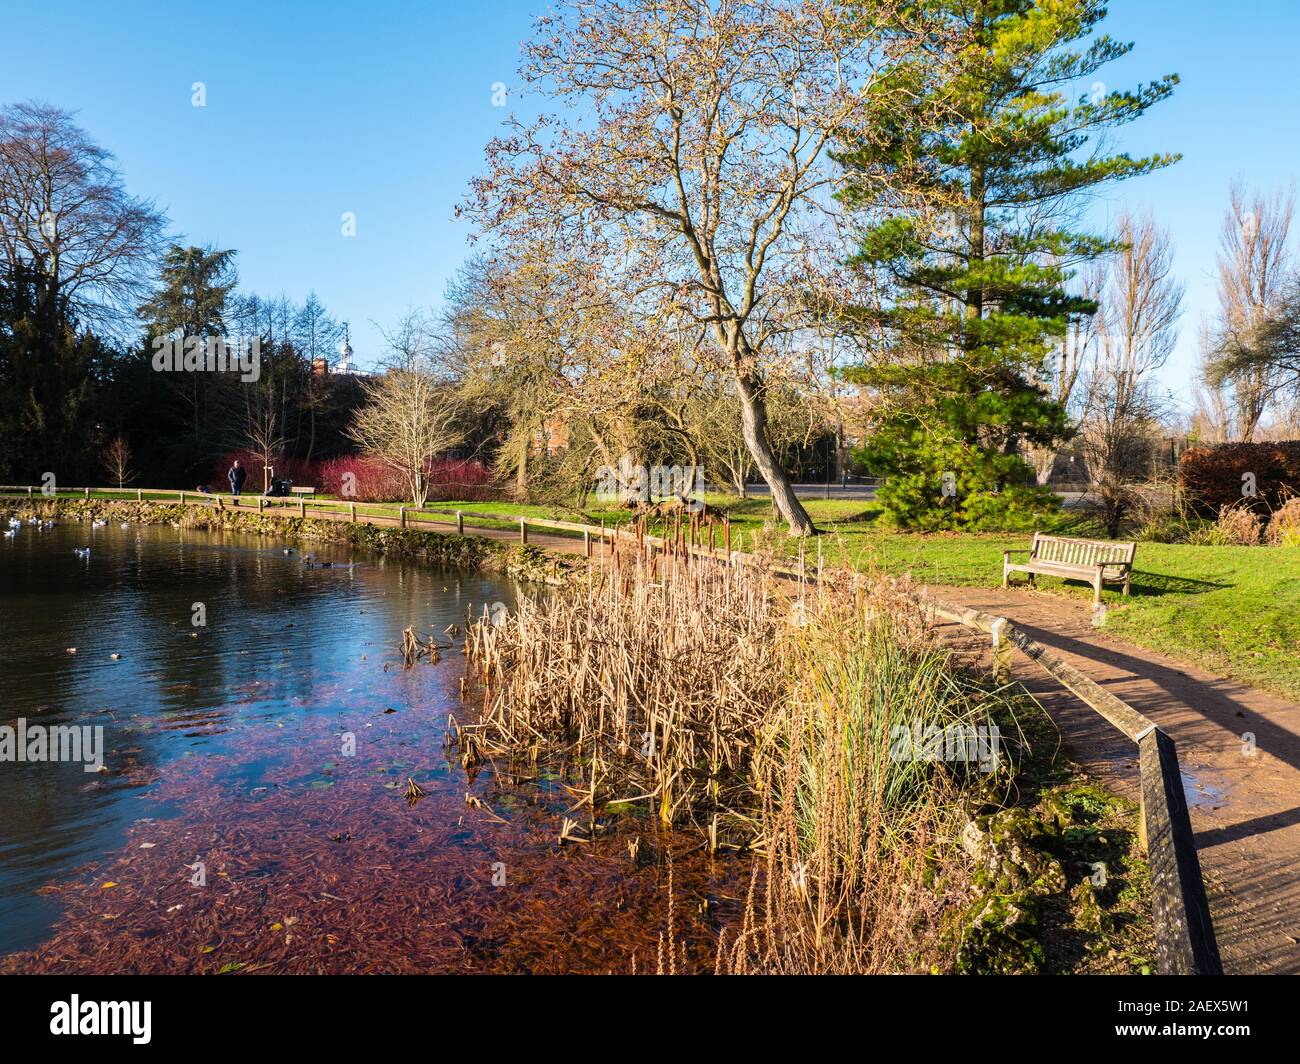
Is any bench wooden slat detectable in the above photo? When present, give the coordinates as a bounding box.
[1003,533,1136,606]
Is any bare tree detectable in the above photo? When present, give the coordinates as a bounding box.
[1028,262,1103,484]
[465,0,919,535]
[0,101,166,333]
[349,321,466,507]
[100,434,135,488]
[1203,184,1294,440]
[1078,212,1183,535]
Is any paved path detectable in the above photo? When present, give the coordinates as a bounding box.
[221,498,599,559]
[925,584,1300,975]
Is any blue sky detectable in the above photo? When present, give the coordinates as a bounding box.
[2,0,1296,402]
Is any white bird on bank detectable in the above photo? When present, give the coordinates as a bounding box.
[73,547,90,557]
[91,519,107,528]
[3,529,15,539]
[120,522,129,529]
[6,518,19,528]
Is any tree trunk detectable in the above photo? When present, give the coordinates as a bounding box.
[735,372,814,535]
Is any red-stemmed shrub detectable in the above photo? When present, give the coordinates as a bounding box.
[425,458,495,502]
[316,456,408,502]
[209,451,318,494]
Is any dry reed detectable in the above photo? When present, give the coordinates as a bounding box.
[459,544,1012,972]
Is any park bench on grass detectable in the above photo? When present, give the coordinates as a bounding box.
[290,486,317,500]
[1003,533,1136,606]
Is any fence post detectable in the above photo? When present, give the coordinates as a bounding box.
[180,490,186,505]
[299,498,306,518]
[258,496,264,513]
[399,505,406,528]
[584,528,591,558]
[136,488,142,502]
[27,486,33,497]
[84,487,90,499]
[456,510,464,535]
[991,618,1012,684]
[519,517,528,545]
[350,502,356,522]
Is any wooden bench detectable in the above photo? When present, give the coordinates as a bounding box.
[1003,533,1136,606]
[290,486,317,499]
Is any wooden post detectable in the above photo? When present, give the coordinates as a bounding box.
[991,618,1012,684]
[180,490,186,505]
[136,488,142,502]
[84,487,90,498]
[1139,727,1223,975]
[584,528,591,558]
[519,517,528,545]
[258,496,264,513]
[350,502,357,522]
[300,497,306,518]
[456,510,464,535]
[399,505,406,528]
[27,486,33,497]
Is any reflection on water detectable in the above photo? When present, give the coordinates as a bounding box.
[0,520,733,972]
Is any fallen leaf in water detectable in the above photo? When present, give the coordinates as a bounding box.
[100,881,116,889]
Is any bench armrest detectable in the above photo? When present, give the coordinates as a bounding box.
[1097,560,1131,571]
[1003,548,1032,560]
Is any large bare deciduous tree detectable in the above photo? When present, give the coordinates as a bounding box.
[349,324,466,508]
[0,101,165,333]
[1078,212,1183,535]
[465,0,915,535]
[1202,184,1294,441]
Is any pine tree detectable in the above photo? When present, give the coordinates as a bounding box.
[838,0,1178,529]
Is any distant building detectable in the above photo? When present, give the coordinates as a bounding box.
[332,324,370,377]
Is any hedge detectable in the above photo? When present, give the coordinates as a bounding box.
[1179,441,1300,516]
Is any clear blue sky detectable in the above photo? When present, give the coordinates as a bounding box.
[3,0,1297,402]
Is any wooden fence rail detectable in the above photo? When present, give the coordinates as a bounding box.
[0,485,1222,973]
[917,594,1222,976]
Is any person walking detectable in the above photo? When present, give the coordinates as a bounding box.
[228,459,247,499]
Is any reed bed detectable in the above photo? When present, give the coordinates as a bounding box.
[460,543,1027,972]
[462,545,787,831]
[718,589,991,973]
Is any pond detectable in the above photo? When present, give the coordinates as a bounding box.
[0,519,731,973]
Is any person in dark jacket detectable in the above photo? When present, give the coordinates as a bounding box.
[228,460,247,498]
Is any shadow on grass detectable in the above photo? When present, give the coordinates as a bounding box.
[1130,571,1232,598]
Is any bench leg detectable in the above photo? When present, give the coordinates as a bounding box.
[1093,575,1103,608]
[1122,573,1131,596]
[1002,564,1009,589]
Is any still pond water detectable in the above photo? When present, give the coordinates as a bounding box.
[0,520,729,972]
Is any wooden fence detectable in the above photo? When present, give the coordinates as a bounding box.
[916,595,1222,976]
[0,485,1222,973]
